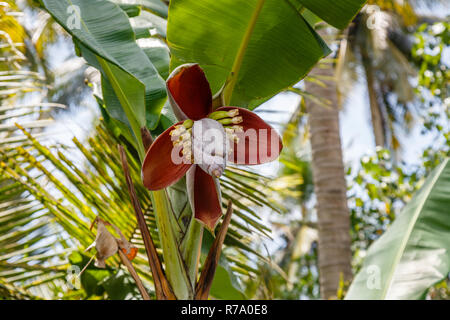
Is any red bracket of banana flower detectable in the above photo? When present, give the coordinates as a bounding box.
[118,144,177,300]
[195,199,233,300]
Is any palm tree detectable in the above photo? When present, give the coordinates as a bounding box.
[304,31,353,299]
[286,0,448,299]
[338,0,449,149]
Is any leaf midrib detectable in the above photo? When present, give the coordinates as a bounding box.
[98,58,145,159]
[222,0,266,105]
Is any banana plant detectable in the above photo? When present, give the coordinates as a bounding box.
[37,0,367,299]
[0,1,276,300]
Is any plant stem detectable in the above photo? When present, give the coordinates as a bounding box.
[118,145,176,300]
[118,250,151,300]
[151,190,194,299]
[181,218,204,288]
[195,200,233,300]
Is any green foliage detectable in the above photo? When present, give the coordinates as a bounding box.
[412,22,450,101]
[202,232,246,299]
[3,0,447,301]
[1,116,283,299]
[346,105,449,298]
[68,252,143,299]
[346,158,450,299]
[42,0,166,135]
[167,0,366,107]
[290,0,366,29]
[349,103,449,258]
[349,149,419,252]
[112,0,169,19]
[245,246,319,300]
[0,122,150,298]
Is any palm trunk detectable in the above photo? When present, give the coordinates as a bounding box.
[305,38,353,299]
[360,42,385,147]
[287,203,310,290]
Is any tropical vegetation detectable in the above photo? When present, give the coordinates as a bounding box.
[0,0,448,300]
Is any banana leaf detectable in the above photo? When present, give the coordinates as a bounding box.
[167,0,366,107]
[41,0,166,131]
[346,158,450,300]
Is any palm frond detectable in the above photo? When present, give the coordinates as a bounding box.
[1,117,285,298]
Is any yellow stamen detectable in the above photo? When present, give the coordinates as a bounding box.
[231,116,243,124]
[231,125,243,132]
[227,109,239,117]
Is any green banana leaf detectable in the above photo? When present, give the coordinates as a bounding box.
[41,0,166,131]
[345,158,450,300]
[290,0,366,29]
[167,0,366,108]
[143,47,171,80]
[117,4,142,18]
[112,0,169,18]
